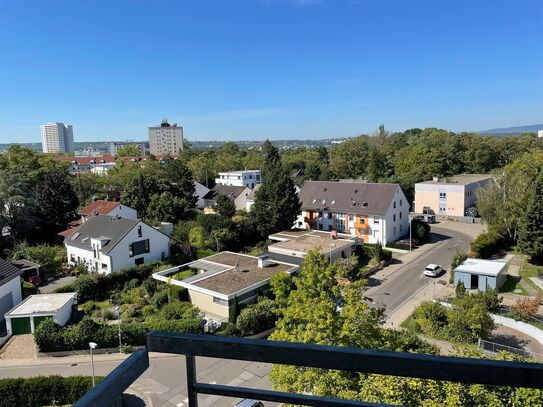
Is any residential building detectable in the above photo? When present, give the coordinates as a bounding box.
[203,185,251,211]
[193,181,211,209]
[58,200,138,238]
[245,184,260,211]
[215,170,261,189]
[40,122,74,153]
[110,142,148,155]
[0,259,23,324]
[453,258,507,291]
[296,181,409,245]
[149,119,183,156]
[90,162,116,175]
[153,252,298,321]
[414,174,493,217]
[5,293,77,335]
[64,215,170,274]
[55,155,117,174]
[268,230,358,265]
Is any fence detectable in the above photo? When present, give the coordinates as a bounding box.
[478,338,543,362]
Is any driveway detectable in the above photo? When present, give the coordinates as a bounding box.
[39,275,76,294]
[0,335,36,360]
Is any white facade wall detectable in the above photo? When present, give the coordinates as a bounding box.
[66,244,113,274]
[0,277,22,320]
[215,171,261,189]
[40,122,74,153]
[193,182,211,209]
[106,205,138,220]
[53,297,76,326]
[106,222,170,272]
[149,124,184,156]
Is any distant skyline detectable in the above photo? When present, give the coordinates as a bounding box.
[0,0,542,143]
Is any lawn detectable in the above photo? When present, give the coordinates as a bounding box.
[400,314,420,333]
[499,275,527,295]
[519,259,543,295]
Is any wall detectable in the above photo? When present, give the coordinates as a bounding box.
[193,182,210,209]
[0,277,22,321]
[107,222,170,272]
[54,298,76,326]
[453,271,498,291]
[234,188,250,211]
[492,314,543,347]
[415,183,466,216]
[108,205,138,220]
[66,244,112,274]
[188,289,229,320]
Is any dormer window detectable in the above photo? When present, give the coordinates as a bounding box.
[362,202,368,207]
[351,200,357,207]
[313,199,317,204]
[321,200,326,204]
[331,200,335,205]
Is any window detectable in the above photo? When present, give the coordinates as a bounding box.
[393,227,396,235]
[213,297,228,306]
[400,199,403,206]
[137,226,142,238]
[134,257,144,266]
[393,201,396,208]
[374,217,380,224]
[318,211,323,217]
[349,215,354,222]
[129,239,150,257]
[393,214,396,222]
[400,224,403,233]
[439,192,447,199]
[101,263,108,270]
[335,214,346,232]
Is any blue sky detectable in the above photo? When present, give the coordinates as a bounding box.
[0,0,542,142]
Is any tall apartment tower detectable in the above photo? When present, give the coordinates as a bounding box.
[40,122,75,154]
[148,119,184,156]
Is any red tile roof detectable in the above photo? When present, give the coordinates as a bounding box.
[58,227,79,238]
[55,155,116,165]
[79,200,121,216]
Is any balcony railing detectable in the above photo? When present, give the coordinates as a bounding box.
[75,332,543,407]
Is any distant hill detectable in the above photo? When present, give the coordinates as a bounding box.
[479,124,543,135]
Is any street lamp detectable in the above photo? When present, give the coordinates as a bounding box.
[89,342,98,387]
[115,306,122,353]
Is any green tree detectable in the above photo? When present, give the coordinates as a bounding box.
[35,171,79,230]
[0,171,38,240]
[146,192,188,223]
[115,144,141,157]
[517,172,543,263]
[251,140,300,237]
[214,194,236,218]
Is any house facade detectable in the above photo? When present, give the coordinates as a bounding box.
[414,174,493,217]
[215,170,261,190]
[296,181,409,245]
[0,259,23,324]
[193,181,211,209]
[203,185,251,211]
[65,215,170,274]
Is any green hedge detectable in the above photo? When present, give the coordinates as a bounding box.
[35,316,204,352]
[54,262,162,302]
[236,299,277,336]
[386,241,411,250]
[0,375,98,407]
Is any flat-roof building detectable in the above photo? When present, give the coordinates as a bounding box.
[453,258,507,291]
[415,174,493,217]
[153,252,298,321]
[215,170,261,190]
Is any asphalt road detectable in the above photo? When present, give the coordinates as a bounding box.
[365,223,473,315]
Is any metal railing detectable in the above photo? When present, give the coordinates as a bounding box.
[145,332,543,407]
[72,349,149,407]
[478,338,543,362]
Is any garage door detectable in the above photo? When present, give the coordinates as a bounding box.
[11,317,31,335]
[0,293,13,322]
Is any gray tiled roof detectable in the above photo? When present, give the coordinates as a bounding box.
[204,185,247,200]
[65,215,139,255]
[0,258,23,286]
[298,181,399,215]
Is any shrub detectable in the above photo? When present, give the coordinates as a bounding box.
[196,248,215,259]
[151,290,169,308]
[9,242,66,277]
[386,241,411,250]
[411,219,431,244]
[236,298,277,336]
[34,318,66,352]
[510,297,540,321]
[455,281,466,298]
[158,301,199,320]
[21,281,38,298]
[0,376,97,407]
[471,230,505,259]
[446,299,495,342]
[215,322,241,337]
[412,301,449,337]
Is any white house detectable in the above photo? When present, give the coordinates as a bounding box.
[65,215,170,274]
[215,170,261,190]
[296,181,409,245]
[193,181,211,209]
[0,259,23,324]
[203,185,251,212]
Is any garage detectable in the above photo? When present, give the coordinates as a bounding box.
[5,293,77,335]
[0,258,23,324]
[453,258,507,292]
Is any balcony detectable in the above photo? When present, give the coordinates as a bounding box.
[74,332,543,407]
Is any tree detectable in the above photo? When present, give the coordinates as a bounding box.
[35,171,79,230]
[251,140,300,237]
[115,144,141,157]
[162,159,197,207]
[146,192,188,223]
[517,172,543,263]
[0,171,38,240]
[214,194,236,218]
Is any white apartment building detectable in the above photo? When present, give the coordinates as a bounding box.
[149,119,183,156]
[215,170,261,189]
[41,122,74,153]
[296,181,409,246]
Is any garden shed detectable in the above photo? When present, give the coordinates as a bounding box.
[5,292,77,335]
[453,258,507,292]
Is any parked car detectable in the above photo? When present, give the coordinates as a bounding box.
[235,400,264,407]
[26,275,43,286]
[423,264,442,277]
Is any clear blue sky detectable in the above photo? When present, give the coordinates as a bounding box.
[0,0,542,143]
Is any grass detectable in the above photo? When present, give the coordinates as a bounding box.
[172,268,196,281]
[499,275,527,295]
[519,258,543,295]
[400,314,420,333]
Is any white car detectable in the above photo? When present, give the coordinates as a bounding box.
[423,264,443,277]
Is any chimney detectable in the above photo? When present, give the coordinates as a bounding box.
[258,254,270,268]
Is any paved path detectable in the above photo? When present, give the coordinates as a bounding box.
[39,275,76,293]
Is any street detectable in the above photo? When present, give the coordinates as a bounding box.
[365,222,476,316]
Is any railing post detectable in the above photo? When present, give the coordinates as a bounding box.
[186,355,198,407]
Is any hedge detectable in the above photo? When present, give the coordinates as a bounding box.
[0,375,98,407]
[54,262,162,302]
[386,241,411,250]
[470,230,506,259]
[35,316,204,352]
[236,299,277,336]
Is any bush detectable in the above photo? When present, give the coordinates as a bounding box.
[196,248,215,259]
[9,241,66,277]
[510,297,540,321]
[236,298,277,336]
[471,230,505,259]
[412,301,449,337]
[386,241,411,250]
[0,376,97,407]
[215,322,241,337]
[411,219,431,244]
[21,281,38,299]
